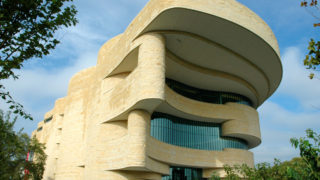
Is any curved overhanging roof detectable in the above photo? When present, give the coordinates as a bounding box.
[98,0,283,108]
[93,0,281,148]
[129,0,283,107]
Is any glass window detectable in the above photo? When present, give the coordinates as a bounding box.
[166,78,252,106]
[162,167,203,180]
[151,112,248,151]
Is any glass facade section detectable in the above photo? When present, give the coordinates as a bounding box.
[151,112,248,151]
[162,167,204,180]
[166,78,252,106]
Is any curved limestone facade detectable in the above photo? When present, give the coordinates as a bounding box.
[32,0,282,179]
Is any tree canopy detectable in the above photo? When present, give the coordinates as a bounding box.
[0,1,78,178]
[300,0,320,79]
[0,110,46,180]
[211,129,320,180]
[291,129,320,179]
[0,0,78,119]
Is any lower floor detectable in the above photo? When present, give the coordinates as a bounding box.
[162,167,205,180]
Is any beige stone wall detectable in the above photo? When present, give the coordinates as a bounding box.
[32,0,282,179]
[33,33,256,179]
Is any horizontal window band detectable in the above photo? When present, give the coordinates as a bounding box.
[166,78,252,106]
[151,112,248,151]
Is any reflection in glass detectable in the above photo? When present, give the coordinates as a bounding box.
[151,112,248,151]
[166,78,252,106]
[162,167,203,180]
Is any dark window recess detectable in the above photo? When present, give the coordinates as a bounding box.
[44,116,53,123]
[37,127,43,132]
[151,112,248,151]
[166,78,252,106]
[162,167,204,180]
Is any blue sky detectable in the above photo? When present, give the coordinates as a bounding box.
[2,0,320,164]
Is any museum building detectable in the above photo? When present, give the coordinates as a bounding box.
[32,0,283,179]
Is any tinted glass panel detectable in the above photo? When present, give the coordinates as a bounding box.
[151,112,248,151]
[162,167,203,180]
[166,78,252,106]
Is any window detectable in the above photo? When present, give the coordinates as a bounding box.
[166,78,252,106]
[44,116,53,123]
[162,167,203,180]
[37,127,43,132]
[151,112,248,151]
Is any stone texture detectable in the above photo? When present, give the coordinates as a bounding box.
[32,0,282,179]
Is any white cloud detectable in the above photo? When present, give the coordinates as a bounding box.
[253,144,298,164]
[260,101,320,130]
[253,100,319,163]
[277,47,320,109]
[0,0,150,134]
[253,47,320,163]
[5,53,96,100]
[1,52,96,133]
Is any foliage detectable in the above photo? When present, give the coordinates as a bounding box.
[0,0,78,120]
[211,129,319,180]
[304,39,320,79]
[291,129,320,180]
[0,110,46,180]
[300,0,320,79]
[210,159,308,180]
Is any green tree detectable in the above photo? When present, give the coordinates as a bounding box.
[211,159,309,180]
[211,129,319,180]
[291,129,320,180]
[300,0,320,79]
[0,0,78,119]
[0,110,47,180]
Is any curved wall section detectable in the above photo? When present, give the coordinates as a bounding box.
[151,112,248,151]
[166,78,252,106]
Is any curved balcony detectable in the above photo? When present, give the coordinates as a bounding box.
[96,0,282,107]
[147,137,254,169]
[154,81,261,148]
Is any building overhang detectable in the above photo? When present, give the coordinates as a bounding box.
[137,7,282,107]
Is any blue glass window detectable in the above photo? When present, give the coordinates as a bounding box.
[162,167,203,180]
[166,78,252,106]
[151,112,248,151]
